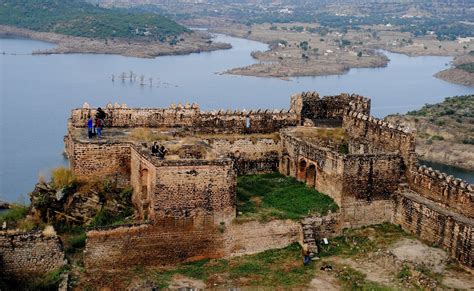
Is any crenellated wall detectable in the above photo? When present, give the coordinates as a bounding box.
[70,103,299,134]
[0,230,66,280]
[343,110,416,167]
[393,190,473,267]
[407,165,473,219]
[290,92,371,126]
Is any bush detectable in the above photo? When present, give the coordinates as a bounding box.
[51,167,74,189]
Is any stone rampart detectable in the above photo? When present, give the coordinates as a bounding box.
[290,92,371,126]
[393,190,473,267]
[84,218,224,270]
[131,147,237,221]
[65,138,132,182]
[224,219,302,257]
[343,110,416,166]
[407,165,473,219]
[0,230,66,279]
[207,137,281,175]
[70,104,299,134]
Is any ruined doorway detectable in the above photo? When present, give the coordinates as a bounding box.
[306,164,316,187]
[297,159,307,181]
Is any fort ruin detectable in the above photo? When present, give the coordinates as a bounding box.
[58,92,472,269]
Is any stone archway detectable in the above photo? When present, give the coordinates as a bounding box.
[297,159,307,181]
[306,164,316,187]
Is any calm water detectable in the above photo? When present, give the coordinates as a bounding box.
[421,161,474,184]
[1,34,473,202]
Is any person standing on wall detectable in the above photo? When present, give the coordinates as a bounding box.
[96,117,102,141]
[87,115,93,138]
[151,142,159,156]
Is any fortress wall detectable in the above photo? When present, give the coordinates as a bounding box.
[150,159,237,221]
[339,154,402,228]
[290,92,371,125]
[224,219,302,257]
[343,154,403,201]
[70,106,299,134]
[407,165,473,219]
[343,111,416,165]
[207,137,281,175]
[393,191,473,267]
[280,130,344,206]
[130,147,157,220]
[66,141,131,182]
[84,219,224,270]
[0,231,65,279]
[193,110,299,134]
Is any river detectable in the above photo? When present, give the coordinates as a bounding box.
[0,34,473,202]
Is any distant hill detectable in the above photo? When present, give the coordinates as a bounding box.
[0,0,189,40]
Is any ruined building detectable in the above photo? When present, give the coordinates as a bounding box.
[0,92,446,272]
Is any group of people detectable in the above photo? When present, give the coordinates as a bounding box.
[87,107,107,140]
[151,142,168,159]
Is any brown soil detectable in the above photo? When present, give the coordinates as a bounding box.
[435,68,474,87]
[0,25,231,58]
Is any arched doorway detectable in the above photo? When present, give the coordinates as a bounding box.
[306,164,316,187]
[297,159,307,181]
[281,156,291,176]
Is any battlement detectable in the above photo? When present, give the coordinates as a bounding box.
[343,110,416,167]
[290,91,371,126]
[407,165,474,218]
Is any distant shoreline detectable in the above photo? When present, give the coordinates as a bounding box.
[0,25,232,59]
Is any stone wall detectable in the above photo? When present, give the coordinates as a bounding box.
[65,139,131,182]
[343,154,403,201]
[224,219,302,257]
[407,165,473,219]
[393,190,473,267]
[343,110,416,166]
[130,147,237,221]
[340,197,394,229]
[70,105,299,134]
[280,129,345,205]
[84,218,224,270]
[0,230,66,279]
[207,137,281,175]
[290,92,371,126]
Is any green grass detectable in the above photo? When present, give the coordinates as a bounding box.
[0,204,29,225]
[88,207,134,228]
[319,223,410,258]
[151,243,315,288]
[335,265,392,291]
[236,172,338,221]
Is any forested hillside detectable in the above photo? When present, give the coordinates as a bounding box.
[0,0,189,39]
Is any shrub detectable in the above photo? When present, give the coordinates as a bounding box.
[51,167,74,189]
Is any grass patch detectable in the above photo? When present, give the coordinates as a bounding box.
[319,223,410,258]
[88,207,134,228]
[236,172,338,221]
[151,243,314,288]
[129,128,171,142]
[51,167,75,190]
[335,264,392,291]
[0,204,29,227]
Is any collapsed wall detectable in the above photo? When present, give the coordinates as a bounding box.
[0,230,66,280]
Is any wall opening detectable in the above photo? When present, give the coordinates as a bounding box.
[140,168,150,218]
[297,159,307,181]
[306,164,316,187]
[245,116,251,128]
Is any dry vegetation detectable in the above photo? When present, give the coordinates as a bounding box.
[386,95,474,170]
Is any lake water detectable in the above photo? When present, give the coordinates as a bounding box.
[1,34,473,202]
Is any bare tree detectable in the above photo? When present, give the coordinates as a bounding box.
[129,70,134,82]
[121,72,126,82]
[149,77,153,87]
[111,74,115,82]
[140,75,145,86]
